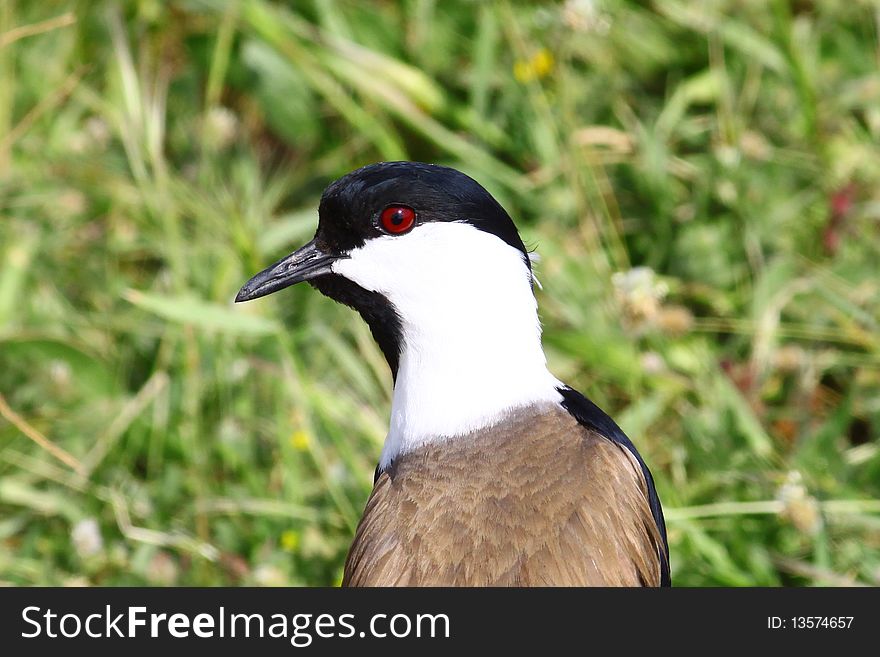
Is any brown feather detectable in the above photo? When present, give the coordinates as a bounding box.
[343,403,663,587]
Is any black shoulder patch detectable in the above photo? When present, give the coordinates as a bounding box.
[557,385,671,587]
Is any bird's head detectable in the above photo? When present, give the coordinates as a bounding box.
[236,162,539,375]
[237,162,560,460]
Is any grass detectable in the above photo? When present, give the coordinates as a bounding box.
[0,0,878,586]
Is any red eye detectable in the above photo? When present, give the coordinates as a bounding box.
[379,205,416,234]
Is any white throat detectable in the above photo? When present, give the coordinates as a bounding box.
[331,222,562,468]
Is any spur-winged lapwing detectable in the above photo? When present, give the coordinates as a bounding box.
[236,161,670,586]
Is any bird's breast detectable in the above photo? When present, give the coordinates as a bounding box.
[343,404,664,586]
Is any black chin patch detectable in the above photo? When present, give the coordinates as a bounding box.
[310,273,403,382]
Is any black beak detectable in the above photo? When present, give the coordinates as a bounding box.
[235,240,341,303]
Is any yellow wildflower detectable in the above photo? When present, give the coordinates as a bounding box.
[513,48,555,82]
[289,429,310,451]
[280,530,300,552]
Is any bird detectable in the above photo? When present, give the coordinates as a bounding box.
[236,161,670,586]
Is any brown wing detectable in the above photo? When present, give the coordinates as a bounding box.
[343,406,664,586]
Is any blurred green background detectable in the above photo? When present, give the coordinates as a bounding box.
[1,0,879,587]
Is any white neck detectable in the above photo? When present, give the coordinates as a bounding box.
[331,222,562,468]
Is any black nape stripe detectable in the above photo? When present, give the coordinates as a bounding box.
[557,385,671,587]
